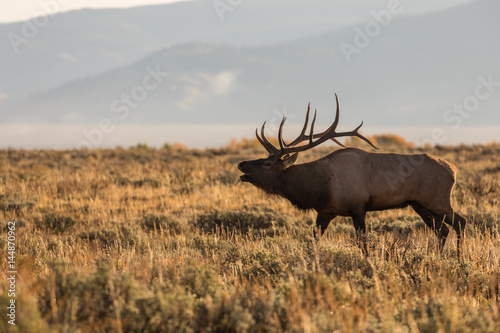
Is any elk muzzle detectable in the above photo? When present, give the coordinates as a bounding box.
[238,161,252,182]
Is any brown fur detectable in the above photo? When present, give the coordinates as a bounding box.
[238,147,466,257]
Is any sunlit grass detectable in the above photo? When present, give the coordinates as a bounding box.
[0,142,499,332]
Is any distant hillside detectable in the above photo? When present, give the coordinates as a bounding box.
[3,0,499,129]
[0,0,357,107]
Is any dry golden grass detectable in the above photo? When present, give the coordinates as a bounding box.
[0,141,499,332]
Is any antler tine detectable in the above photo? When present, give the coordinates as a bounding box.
[311,93,340,143]
[284,103,311,147]
[324,93,345,148]
[261,122,272,151]
[256,122,280,155]
[278,116,287,151]
[255,128,272,154]
[331,138,346,148]
[332,93,340,132]
[262,122,281,154]
[309,109,317,145]
[301,103,311,137]
[288,94,344,148]
[255,128,266,148]
[319,121,378,150]
[351,121,378,149]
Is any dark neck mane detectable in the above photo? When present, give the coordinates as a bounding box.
[278,163,330,211]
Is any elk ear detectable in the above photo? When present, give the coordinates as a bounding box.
[282,152,298,167]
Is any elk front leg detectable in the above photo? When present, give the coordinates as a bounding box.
[314,213,336,240]
[352,210,368,255]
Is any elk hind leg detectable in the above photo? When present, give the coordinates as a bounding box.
[440,210,467,258]
[452,212,467,258]
[411,203,450,252]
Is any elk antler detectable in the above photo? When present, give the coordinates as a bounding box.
[255,94,378,157]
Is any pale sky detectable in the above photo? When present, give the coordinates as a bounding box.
[0,0,188,23]
[0,0,475,24]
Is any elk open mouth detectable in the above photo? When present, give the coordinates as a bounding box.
[240,174,251,182]
[238,162,251,182]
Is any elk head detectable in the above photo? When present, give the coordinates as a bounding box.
[238,94,377,194]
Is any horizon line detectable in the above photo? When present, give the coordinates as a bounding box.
[1,124,499,150]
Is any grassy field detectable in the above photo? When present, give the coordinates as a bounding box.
[0,139,499,332]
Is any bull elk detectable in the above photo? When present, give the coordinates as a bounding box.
[238,94,466,256]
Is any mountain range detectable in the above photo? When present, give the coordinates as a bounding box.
[1,0,499,130]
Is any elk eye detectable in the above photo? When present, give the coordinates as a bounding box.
[263,161,272,168]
